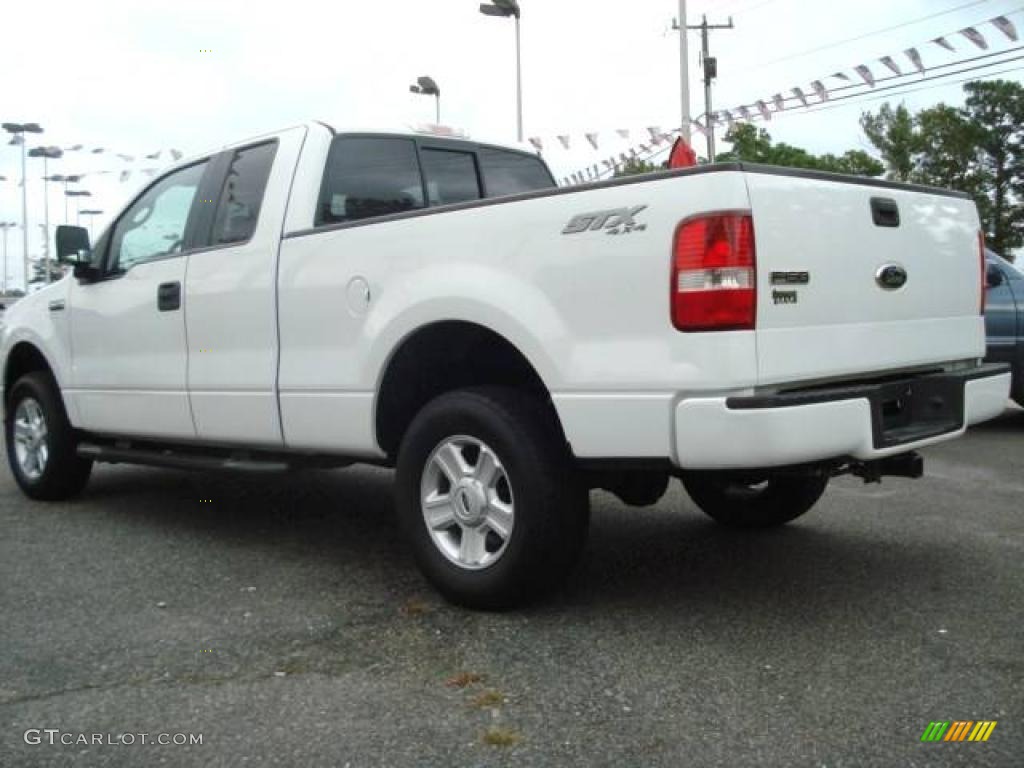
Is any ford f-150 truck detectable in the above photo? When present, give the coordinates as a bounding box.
[1,122,1011,608]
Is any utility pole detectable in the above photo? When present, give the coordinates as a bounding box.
[690,14,733,162]
[674,1,691,143]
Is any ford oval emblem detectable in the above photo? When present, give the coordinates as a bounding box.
[876,263,908,290]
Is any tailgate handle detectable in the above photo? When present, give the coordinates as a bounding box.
[871,197,900,228]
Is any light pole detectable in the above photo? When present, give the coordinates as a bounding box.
[410,76,441,123]
[0,221,17,294]
[79,209,104,238]
[65,190,92,225]
[28,146,64,284]
[3,122,44,292]
[479,0,522,143]
[47,174,83,223]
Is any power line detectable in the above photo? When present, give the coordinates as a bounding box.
[734,0,996,73]
[776,61,1024,119]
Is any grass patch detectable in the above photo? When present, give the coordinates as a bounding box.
[482,727,521,747]
[471,689,506,708]
[445,671,484,688]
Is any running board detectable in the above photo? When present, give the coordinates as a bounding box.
[77,442,293,473]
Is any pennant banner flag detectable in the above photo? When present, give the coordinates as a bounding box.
[91,148,104,154]
[692,118,708,134]
[960,26,988,49]
[145,151,161,160]
[756,100,772,120]
[772,93,785,111]
[932,36,955,52]
[557,135,570,150]
[880,56,902,76]
[119,170,131,182]
[832,71,851,82]
[905,47,925,74]
[585,132,599,150]
[792,87,809,107]
[64,144,83,151]
[170,149,183,161]
[854,64,875,87]
[528,137,543,152]
[615,129,630,140]
[991,15,1018,42]
[811,80,828,101]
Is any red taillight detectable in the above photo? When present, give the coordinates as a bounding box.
[671,213,756,331]
[979,230,986,315]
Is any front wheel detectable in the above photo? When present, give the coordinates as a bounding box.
[5,372,92,500]
[680,470,828,529]
[396,387,589,610]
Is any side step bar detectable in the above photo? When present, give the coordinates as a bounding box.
[77,442,293,473]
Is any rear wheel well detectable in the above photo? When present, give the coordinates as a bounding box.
[4,343,54,406]
[376,322,562,458]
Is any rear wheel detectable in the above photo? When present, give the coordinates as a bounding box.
[396,387,588,610]
[680,470,828,529]
[5,372,92,500]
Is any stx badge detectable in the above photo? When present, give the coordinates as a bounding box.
[562,206,647,236]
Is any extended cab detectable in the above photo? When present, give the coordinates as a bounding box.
[1,122,1011,608]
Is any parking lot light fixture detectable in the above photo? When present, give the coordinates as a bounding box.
[478,1,523,142]
[410,76,442,123]
[3,121,44,291]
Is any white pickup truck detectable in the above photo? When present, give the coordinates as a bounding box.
[1,122,1010,608]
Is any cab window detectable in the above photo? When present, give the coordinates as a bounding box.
[212,142,277,244]
[477,147,555,197]
[108,161,208,271]
[317,137,425,224]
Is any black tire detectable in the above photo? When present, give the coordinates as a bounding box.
[396,387,588,610]
[681,470,828,529]
[5,372,92,500]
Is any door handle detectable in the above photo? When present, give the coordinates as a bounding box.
[157,281,181,311]
[48,299,66,312]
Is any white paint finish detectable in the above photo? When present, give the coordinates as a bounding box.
[184,125,307,445]
[674,371,1010,469]
[757,316,984,385]
[551,392,676,458]
[278,391,380,455]
[67,257,195,438]
[745,173,984,384]
[676,397,872,469]
[965,373,1012,425]
[188,392,283,446]
[66,390,196,438]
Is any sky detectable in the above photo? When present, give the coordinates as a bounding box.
[1,0,1023,289]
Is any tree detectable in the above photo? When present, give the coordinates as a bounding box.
[614,157,663,177]
[717,124,884,177]
[859,104,916,181]
[861,80,1024,258]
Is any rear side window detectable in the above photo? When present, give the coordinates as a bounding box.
[420,148,481,206]
[212,141,277,244]
[478,148,554,197]
[318,137,425,224]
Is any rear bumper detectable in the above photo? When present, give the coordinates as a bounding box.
[674,364,1011,469]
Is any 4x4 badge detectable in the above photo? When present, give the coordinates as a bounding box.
[562,206,647,236]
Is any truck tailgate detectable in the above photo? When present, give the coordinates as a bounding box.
[745,171,984,386]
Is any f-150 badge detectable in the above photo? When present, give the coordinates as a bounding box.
[562,206,647,236]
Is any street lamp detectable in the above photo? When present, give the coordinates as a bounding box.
[28,145,64,284]
[0,221,17,294]
[479,0,523,143]
[46,174,84,223]
[79,209,104,238]
[65,190,92,225]
[410,76,442,123]
[3,121,44,292]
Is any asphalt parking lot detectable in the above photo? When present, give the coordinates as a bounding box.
[1,406,1022,767]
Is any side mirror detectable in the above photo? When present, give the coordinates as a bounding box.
[986,264,1004,288]
[56,225,91,265]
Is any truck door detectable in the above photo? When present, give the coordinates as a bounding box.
[67,159,213,439]
[183,126,306,446]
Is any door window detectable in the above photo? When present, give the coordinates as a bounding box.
[109,161,208,271]
[212,142,277,244]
